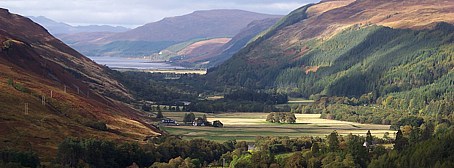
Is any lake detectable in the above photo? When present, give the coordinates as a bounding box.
[88,57,184,69]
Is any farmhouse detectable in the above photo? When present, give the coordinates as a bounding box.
[179,101,192,106]
[161,118,179,126]
[193,118,206,126]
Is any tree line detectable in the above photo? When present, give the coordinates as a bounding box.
[4,126,454,167]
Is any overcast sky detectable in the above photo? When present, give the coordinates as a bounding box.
[0,0,319,28]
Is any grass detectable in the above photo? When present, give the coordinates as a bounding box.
[160,112,393,142]
[287,98,315,105]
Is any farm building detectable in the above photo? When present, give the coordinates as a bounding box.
[193,118,206,126]
[161,118,179,126]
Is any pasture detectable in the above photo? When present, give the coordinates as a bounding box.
[160,112,393,142]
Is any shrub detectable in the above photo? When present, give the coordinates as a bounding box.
[0,150,40,168]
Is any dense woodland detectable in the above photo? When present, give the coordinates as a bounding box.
[111,71,202,104]
[211,23,454,105]
[3,126,454,168]
[188,90,288,112]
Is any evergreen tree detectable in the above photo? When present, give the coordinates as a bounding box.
[311,142,320,155]
[202,114,208,123]
[366,130,373,147]
[156,110,164,119]
[347,134,369,167]
[409,126,421,144]
[394,129,408,151]
[57,138,83,167]
[285,152,306,168]
[420,122,435,140]
[328,131,340,152]
[183,113,189,124]
[251,150,275,168]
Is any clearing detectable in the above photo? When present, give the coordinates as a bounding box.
[160,112,393,142]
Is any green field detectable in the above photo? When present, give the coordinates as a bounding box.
[160,112,393,142]
[287,98,315,105]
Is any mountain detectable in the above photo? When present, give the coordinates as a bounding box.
[170,38,232,64]
[194,18,282,68]
[210,0,454,111]
[107,9,281,42]
[28,16,130,35]
[0,9,159,160]
[131,18,281,68]
[66,9,282,57]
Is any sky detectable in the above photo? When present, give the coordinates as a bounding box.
[0,0,319,28]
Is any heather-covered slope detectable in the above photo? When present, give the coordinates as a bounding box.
[0,8,160,160]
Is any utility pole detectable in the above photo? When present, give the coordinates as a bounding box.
[50,90,53,98]
[24,103,29,115]
[41,95,46,106]
[64,85,67,93]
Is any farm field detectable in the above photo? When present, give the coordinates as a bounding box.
[287,98,315,105]
[160,112,393,142]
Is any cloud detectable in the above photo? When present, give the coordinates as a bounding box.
[0,0,319,28]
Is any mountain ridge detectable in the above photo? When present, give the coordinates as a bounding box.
[61,9,282,57]
[28,16,130,35]
[104,9,282,42]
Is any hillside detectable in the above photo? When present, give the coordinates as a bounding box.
[0,8,160,160]
[174,38,231,62]
[210,0,454,115]
[67,9,282,57]
[151,18,281,68]
[198,18,281,68]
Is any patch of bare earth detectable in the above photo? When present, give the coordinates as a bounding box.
[304,66,320,74]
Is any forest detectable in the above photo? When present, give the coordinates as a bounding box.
[211,23,454,101]
[3,126,454,168]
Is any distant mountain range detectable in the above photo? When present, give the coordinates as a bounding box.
[42,9,282,67]
[28,16,130,35]
[104,9,281,42]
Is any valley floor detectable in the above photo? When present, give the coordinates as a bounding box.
[160,112,393,142]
